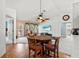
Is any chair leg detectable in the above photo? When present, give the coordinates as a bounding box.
[29,49,30,58]
[57,48,59,58]
[48,50,50,56]
[34,50,36,57]
[54,50,56,58]
[41,50,43,57]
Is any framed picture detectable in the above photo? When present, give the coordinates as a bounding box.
[63,15,70,21]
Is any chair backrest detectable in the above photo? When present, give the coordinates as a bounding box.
[41,33,52,36]
[45,37,60,50]
[52,37,60,49]
[27,36,41,46]
[45,33,52,37]
[41,33,45,35]
[27,37,36,45]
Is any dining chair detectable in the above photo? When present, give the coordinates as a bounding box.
[44,33,52,37]
[44,37,60,58]
[27,37,43,58]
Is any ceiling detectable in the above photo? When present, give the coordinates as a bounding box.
[6,0,79,21]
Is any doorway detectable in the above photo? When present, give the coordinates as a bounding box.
[5,17,14,44]
[61,22,72,38]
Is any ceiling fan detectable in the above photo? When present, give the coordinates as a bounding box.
[36,0,49,23]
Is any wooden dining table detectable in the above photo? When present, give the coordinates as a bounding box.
[27,35,52,56]
[27,35,52,43]
[27,35,52,44]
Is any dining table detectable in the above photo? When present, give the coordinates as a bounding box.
[27,35,52,44]
[27,35,52,55]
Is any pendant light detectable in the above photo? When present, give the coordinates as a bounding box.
[37,0,49,23]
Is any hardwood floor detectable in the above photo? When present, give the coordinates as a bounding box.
[2,44,29,58]
[1,43,71,58]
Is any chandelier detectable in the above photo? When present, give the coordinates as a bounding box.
[36,0,49,23]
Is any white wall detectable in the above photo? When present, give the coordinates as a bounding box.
[6,0,40,21]
[6,8,16,18]
[0,0,6,57]
[72,36,79,57]
[71,2,79,58]
[73,2,79,28]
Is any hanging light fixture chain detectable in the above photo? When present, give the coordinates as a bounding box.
[37,0,49,23]
[40,0,42,14]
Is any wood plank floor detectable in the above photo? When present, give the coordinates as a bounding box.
[1,44,71,58]
[2,44,29,58]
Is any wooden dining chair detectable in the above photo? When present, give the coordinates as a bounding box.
[44,33,52,37]
[44,37,60,58]
[28,37,43,58]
